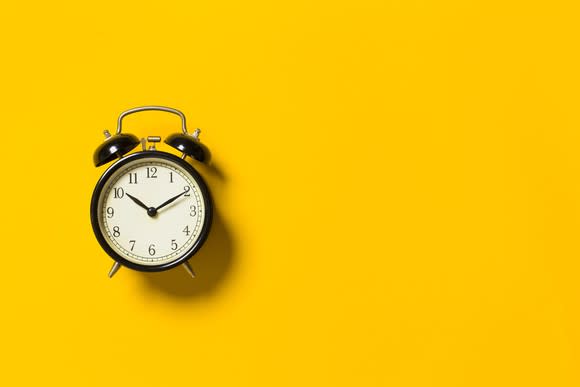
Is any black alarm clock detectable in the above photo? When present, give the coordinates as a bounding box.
[90,106,213,278]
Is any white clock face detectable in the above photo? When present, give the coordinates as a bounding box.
[96,155,207,266]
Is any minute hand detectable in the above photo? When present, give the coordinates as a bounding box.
[155,190,188,212]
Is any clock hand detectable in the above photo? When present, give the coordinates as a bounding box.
[155,190,188,212]
[126,193,150,212]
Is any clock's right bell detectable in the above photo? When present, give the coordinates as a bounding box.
[165,129,211,163]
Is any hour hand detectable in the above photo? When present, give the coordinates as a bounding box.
[126,193,150,212]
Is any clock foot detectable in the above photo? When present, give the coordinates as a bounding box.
[183,261,196,278]
[108,262,121,278]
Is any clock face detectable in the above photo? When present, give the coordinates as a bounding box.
[92,152,211,270]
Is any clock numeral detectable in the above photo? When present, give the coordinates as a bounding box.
[106,207,114,218]
[190,205,197,217]
[148,244,156,256]
[128,172,138,184]
[113,187,124,199]
[183,186,191,197]
[171,239,178,250]
[112,226,120,238]
[129,240,136,251]
[183,225,190,236]
[147,167,157,178]
[169,171,174,183]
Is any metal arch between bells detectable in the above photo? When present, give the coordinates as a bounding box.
[116,106,188,135]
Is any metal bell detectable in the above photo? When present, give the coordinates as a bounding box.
[165,129,210,163]
[93,131,140,167]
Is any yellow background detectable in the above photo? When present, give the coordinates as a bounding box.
[1,1,579,385]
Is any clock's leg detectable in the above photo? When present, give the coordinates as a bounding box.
[183,261,196,278]
[108,262,122,278]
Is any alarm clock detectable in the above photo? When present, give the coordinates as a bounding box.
[90,106,213,279]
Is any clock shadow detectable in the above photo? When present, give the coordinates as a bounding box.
[142,208,235,298]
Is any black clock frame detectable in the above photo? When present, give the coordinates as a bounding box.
[90,151,213,272]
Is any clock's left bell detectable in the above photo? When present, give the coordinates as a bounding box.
[93,130,140,167]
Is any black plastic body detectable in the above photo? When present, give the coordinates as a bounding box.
[90,151,213,272]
